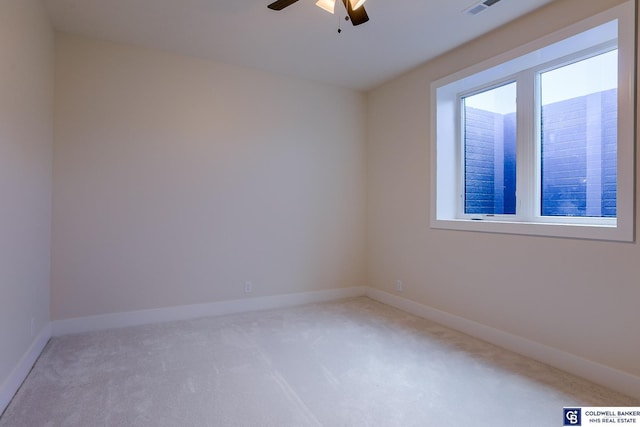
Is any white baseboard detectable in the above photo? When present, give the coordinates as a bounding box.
[52,286,367,336]
[0,323,52,416]
[15,286,640,409]
[366,288,640,400]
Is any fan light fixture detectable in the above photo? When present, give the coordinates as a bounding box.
[315,0,366,14]
[315,0,335,13]
[350,0,366,10]
[268,0,369,27]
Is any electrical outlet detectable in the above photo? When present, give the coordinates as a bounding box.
[30,318,35,337]
[396,280,403,292]
[244,281,253,293]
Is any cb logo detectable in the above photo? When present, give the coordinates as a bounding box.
[564,408,582,426]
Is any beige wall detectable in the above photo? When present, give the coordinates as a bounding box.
[366,0,640,376]
[11,0,635,394]
[52,35,366,320]
[0,0,53,386]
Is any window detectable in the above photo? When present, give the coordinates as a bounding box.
[463,82,517,216]
[539,50,618,219]
[431,2,635,241]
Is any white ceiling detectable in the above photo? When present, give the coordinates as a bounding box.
[43,0,556,91]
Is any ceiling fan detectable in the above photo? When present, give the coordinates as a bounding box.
[267,0,370,26]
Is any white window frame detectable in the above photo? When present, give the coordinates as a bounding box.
[430,2,635,242]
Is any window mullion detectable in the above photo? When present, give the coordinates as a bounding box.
[515,70,536,221]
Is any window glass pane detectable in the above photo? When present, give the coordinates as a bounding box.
[463,82,517,215]
[540,50,617,217]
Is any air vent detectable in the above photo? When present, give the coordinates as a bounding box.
[464,0,502,15]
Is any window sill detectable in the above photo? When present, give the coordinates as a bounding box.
[430,218,633,242]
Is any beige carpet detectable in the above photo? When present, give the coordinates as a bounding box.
[1,297,637,426]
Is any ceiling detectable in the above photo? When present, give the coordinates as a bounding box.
[43,0,556,91]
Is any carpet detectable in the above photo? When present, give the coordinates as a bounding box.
[1,297,637,426]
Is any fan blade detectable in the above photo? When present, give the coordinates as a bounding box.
[342,0,369,25]
[267,0,300,10]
